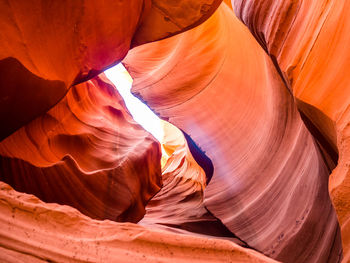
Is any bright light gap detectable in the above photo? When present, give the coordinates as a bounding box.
[104,63,163,142]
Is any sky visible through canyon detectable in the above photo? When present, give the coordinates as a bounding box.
[105,63,163,142]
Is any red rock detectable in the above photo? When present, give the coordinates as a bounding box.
[0,74,162,223]
[0,0,280,262]
[140,122,245,245]
[0,0,221,141]
[123,3,342,262]
[232,0,350,261]
[0,181,278,262]
[1,0,349,262]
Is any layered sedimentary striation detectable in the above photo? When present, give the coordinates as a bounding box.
[0,181,278,263]
[232,0,350,261]
[0,74,161,222]
[231,0,340,164]
[1,0,349,262]
[140,122,244,244]
[0,0,221,141]
[124,3,342,262]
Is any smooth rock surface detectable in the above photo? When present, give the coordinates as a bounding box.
[0,74,161,223]
[232,0,350,261]
[1,0,349,262]
[0,181,278,263]
[123,3,342,262]
[0,0,221,141]
[140,122,244,245]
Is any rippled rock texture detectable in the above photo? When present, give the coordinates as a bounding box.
[0,0,349,262]
[0,74,162,222]
[232,0,350,261]
[124,3,342,262]
[0,181,277,263]
[140,122,245,245]
[0,0,221,141]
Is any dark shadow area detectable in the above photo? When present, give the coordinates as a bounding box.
[0,153,149,223]
[268,56,338,172]
[0,57,66,141]
[182,130,214,184]
[297,99,339,172]
[160,220,249,246]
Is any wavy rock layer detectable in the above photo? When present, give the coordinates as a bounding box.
[140,122,244,244]
[232,0,350,261]
[0,0,221,141]
[0,181,278,263]
[123,3,342,262]
[0,74,161,223]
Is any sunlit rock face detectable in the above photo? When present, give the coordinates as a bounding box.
[0,69,276,262]
[232,0,350,261]
[0,74,161,223]
[0,0,277,261]
[231,0,340,166]
[0,0,221,141]
[0,181,278,263]
[0,0,349,262]
[123,3,342,262]
[140,121,245,245]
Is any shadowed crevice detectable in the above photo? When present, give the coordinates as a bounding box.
[0,57,66,141]
[296,99,338,171]
[182,130,214,185]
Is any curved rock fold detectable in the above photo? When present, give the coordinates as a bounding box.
[0,74,162,223]
[124,3,342,262]
[0,0,349,262]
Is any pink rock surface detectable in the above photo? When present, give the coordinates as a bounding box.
[0,0,221,141]
[232,0,350,261]
[1,0,349,262]
[0,181,277,263]
[123,3,342,262]
[140,122,244,245]
[0,74,161,223]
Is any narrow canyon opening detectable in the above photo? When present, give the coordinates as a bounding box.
[0,61,220,233]
[0,44,342,263]
[0,1,348,262]
[104,64,240,243]
[105,63,164,143]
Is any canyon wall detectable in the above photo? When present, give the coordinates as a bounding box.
[0,181,277,263]
[0,0,349,262]
[0,74,161,222]
[232,0,350,261]
[124,3,342,262]
[140,122,245,245]
[0,0,221,141]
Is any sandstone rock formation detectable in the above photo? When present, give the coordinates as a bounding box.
[0,0,221,141]
[231,0,350,261]
[123,3,342,262]
[0,181,278,263]
[0,74,162,222]
[140,122,244,245]
[0,0,349,262]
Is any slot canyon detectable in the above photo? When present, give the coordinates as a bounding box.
[0,0,349,262]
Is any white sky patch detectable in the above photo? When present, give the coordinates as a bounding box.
[105,63,164,142]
